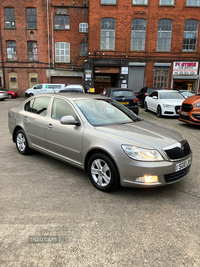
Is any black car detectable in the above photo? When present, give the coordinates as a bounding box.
[102,87,139,115]
[137,87,163,108]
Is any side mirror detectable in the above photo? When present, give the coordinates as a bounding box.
[152,96,158,99]
[60,115,80,126]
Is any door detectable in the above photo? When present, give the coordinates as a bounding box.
[46,98,84,165]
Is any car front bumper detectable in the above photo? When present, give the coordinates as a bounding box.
[115,152,192,188]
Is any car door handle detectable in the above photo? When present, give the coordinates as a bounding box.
[23,117,27,121]
[48,124,53,129]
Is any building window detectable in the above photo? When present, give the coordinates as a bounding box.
[101,18,115,50]
[101,0,116,3]
[133,0,148,4]
[154,70,169,88]
[159,0,174,4]
[156,19,173,51]
[79,43,88,56]
[54,15,70,30]
[28,42,38,61]
[131,19,146,51]
[79,23,88,33]
[55,42,70,62]
[182,20,199,51]
[26,8,37,28]
[6,41,17,61]
[186,0,200,6]
[5,8,15,28]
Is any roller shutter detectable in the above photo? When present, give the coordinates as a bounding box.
[128,67,144,93]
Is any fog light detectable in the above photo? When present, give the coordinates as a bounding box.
[135,175,158,183]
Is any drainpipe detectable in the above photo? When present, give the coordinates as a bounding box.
[0,26,5,88]
[144,0,151,87]
[52,12,54,69]
[47,0,51,83]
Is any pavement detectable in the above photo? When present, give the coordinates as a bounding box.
[0,97,200,267]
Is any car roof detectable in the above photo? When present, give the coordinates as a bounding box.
[28,93,110,101]
[153,90,178,93]
[108,88,134,91]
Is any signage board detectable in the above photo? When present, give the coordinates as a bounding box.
[173,62,198,75]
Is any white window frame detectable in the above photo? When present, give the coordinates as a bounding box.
[101,0,116,3]
[79,23,88,33]
[186,0,200,6]
[55,42,70,63]
[159,0,174,5]
[100,18,115,50]
[131,19,146,51]
[182,20,199,51]
[133,0,148,4]
[156,19,173,51]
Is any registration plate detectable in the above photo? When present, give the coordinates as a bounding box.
[175,157,191,172]
[120,102,129,105]
[181,111,188,116]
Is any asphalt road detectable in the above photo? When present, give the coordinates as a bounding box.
[1,98,200,267]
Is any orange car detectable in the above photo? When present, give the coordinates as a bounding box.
[179,93,200,125]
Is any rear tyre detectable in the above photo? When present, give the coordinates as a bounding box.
[29,93,34,97]
[8,94,12,99]
[157,105,162,117]
[144,102,148,112]
[88,153,120,192]
[15,129,32,155]
[141,101,144,108]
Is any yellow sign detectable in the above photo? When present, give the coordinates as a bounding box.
[89,88,95,93]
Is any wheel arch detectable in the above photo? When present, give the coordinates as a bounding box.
[12,126,24,143]
[84,148,119,174]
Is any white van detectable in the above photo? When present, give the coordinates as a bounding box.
[25,84,65,97]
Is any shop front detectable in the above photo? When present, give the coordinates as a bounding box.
[172,62,199,93]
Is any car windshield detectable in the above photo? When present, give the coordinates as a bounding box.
[75,99,142,126]
[181,91,194,97]
[111,90,135,97]
[159,92,184,99]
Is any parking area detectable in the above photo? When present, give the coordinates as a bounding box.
[1,98,200,267]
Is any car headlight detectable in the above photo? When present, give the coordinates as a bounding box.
[122,145,164,161]
[194,102,200,108]
[163,104,174,108]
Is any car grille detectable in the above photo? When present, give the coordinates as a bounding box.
[175,106,181,114]
[164,165,190,183]
[182,104,193,112]
[163,141,191,160]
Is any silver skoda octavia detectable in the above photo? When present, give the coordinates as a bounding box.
[8,94,192,192]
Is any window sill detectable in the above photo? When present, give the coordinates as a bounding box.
[130,50,145,52]
[79,31,88,34]
[182,50,197,53]
[54,28,70,31]
[55,62,70,63]
[6,60,18,62]
[4,27,16,30]
[27,60,39,62]
[100,4,117,6]
[26,28,37,30]
[132,4,148,6]
[156,51,171,53]
[159,5,175,7]
[185,5,200,7]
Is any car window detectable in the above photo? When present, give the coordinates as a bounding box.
[159,92,184,99]
[75,99,141,126]
[51,98,77,121]
[111,90,135,97]
[34,84,43,89]
[24,97,50,116]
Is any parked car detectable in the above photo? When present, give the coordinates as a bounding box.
[8,93,192,192]
[177,90,194,99]
[0,89,8,101]
[144,90,185,117]
[179,93,200,125]
[25,84,65,97]
[7,90,19,99]
[137,87,163,108]
[62,84,85,93]
[102,87,139,115]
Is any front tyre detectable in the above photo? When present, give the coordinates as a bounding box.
[144,102,148,112]
[8,94,12,99]
[88,153,120,192]
[15,129,32,155]
[157,105,162,117]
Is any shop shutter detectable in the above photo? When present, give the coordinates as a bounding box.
[128,67,144,93]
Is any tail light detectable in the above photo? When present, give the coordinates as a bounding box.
[8,108,12,118]
[144,93,148,96]
[134,98,138,103]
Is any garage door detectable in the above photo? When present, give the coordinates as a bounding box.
[51,76,83,86]
[128,67,144,93]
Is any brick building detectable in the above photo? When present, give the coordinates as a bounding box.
[0,0,88,96]
[85,0,200,94]
[0,0,200,95]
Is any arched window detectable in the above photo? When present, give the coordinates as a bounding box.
[79,23,88,33]
[156,19,173,51]
[182,20,199,51]
[131,19,146,51]
[55,42,70,62]
[100,18,115,50]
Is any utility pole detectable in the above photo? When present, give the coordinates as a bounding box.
[0,25,6,88]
